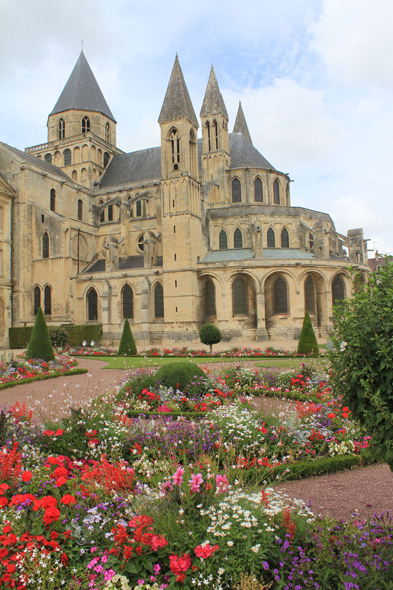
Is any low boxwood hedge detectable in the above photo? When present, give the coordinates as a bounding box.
[0,368,88,391]
[9,324,102,349]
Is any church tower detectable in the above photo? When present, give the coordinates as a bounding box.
[26,51,121,188]
[233,101,253,144]
[200,66,230,203]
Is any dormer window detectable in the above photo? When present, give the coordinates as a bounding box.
[58,118,65,139]
[170,129,180,170]
[82,116,90,134]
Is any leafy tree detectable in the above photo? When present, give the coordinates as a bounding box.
[297,311,319,355]
[26,307,55,361]
[118,318,137,356]
[328,263,393,470]
[199,323,222,354]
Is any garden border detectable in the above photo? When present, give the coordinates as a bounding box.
[0,368,88,391]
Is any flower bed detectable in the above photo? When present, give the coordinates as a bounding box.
[0,362,390,589]
[0,354,82,389]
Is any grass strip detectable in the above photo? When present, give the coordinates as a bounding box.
[0,368,88,391]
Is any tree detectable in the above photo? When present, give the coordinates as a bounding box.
[297,312,319,355]
[328,263,393,470]
[26,307,55,361]
[118,318,137,356]
[199,323,222,354]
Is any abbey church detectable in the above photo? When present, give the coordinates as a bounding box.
[0,52,369,347]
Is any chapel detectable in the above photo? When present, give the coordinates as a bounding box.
[0,52,370,346]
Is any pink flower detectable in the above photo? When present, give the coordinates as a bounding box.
[172,467,184,486]
[153,564,161,575]
[189,472,204,493]
[160,480,174,494]
[215,474,229,494]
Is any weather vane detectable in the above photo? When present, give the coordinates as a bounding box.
[81,40,84,51]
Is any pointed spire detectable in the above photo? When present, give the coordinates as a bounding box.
[233,101,252,145]
[158,56,198,127]
[50,51,116,122]
[200,66,228,119]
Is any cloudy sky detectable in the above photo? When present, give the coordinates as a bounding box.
[1,0,391,257]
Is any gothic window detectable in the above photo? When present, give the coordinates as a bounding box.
[304,275,315,315]
[45,153,52,164]
[44,285,51,315]
[170,129,180,170]
[281,228,289,248]
[233,277,247,315]
[234,228,243,249]
[206,121,211,151]
[205,279,216,317]
[82,116,90,134]
[77,200,83,221]
[103,152,110,168]
[332,276,345,306]
[34,287,41,316]
[50,189,56,212]
[189,129,197,175]
[63,149,71,166]
[273,179,280,204]
[72,170,77,181]
[105,122,110,143]
[108,204,113,221]
[99,202,105,223]
[87,287,98,321]
[309,233,314,249]
[122,285,134,319]
[137,234,144,252]
[232,178,241,203]
[136,200,142,217]
[58,118,65,139]
[213,120,218,149]
[219,229,228,250]
[267,227,275,248]
[254,177,263,202]
[154,283,164,318]
[42,232,49,259]
[274,276,288,314]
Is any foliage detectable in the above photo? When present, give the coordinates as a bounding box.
[118,319,137,356]
[297,311,319,355]
[25,307,55,361]
[199,323,222,353]
[328,263,393,469]
[9,324,102,349]
[154,361,205,392]
[49,328,68,348]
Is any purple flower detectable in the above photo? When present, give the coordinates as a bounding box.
[262,561,269,570]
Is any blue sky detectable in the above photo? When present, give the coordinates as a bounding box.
[1,0,392,256]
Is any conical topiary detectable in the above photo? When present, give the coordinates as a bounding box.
[297,311,319,355]
[26,307,55,361]
[118,318,137,356]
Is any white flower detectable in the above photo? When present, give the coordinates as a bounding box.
[227,540,234,546]
[340,341,347,352]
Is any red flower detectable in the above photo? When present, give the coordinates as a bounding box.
[61,494,76,505]
[56,476,67,487]
[0,484,10,495]
[328,413,336,419]
[43,506,60,525]
[21,471,32,482]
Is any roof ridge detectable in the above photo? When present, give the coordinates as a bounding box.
[200,66,228,119]
[158,56,198,127]
[233,101,252,145]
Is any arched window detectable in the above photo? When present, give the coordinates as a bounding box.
[50,189,56,212]
[137,234,144,252]
[281,228,289,248]
[169,129,180,170]
[254,177,263,202]
[77,200,83,221]
[233,277,247,315]
[189,128,197,175]
[105,122,110,143]
[273,179,280,204]
[304,275,315,315]
[136,200,142,217]
[232,178,241,203]
[213,120,218,149]
[205,279,216,317]
[87,287,98,321]
[72,170,77,181]
[103,152,110,168]
[45,153,52,164]
[274,276,288,314]
[42,232,49,259]
[154,283,164,318]
[309,233,314,249]
[108,204,113,221]
[63,149,71,166]
[34,287,41,316]
[219,229,228,250]
[58,118,65,139]
[122,285,133,319]
[99,202,105,223]
[234,228,243,249]
[44,286,51,315]
[82,116,90,134]
[267,227,275,248]
[206,121,211,151]
[332,276,345,306]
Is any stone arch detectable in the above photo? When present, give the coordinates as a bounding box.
[264,271,295,338]
[254,176,263,202]
[82,144,89,162]
[73,146,80,164]
[267,227,275,248]
[281,227,289,248]
[44,284,52,316]
[230,273,257,328]
[121,283,134,320]
[353,272,366,293]
[231,177,241,203]
[219,229,228,250]
[332,273,346,307]
[86,286,98,321]
[273,178,280,204]
[201,276,217,321]
[233,227,243,249]
[153,281,164,319]
[302,271,326,331]
[34,286,41,315]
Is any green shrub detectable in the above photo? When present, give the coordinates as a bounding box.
[49,328,68,348]
[328,262,393,470]
[117,374,159,401]
[297,311,319,355]
[199,323,222,353]
[118,319,137,356]
[26,307,55,361]
[8,327,33,349]
[155,362,205,391]
[9,324,102,348]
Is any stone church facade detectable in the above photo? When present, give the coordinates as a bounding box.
[0,52,369,347]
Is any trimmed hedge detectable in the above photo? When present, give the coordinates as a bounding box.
[297,311,319,355]
[0,368,88,391]
[118,319,137,356]
[26,307,55,361]
[9,324,102,349]
[252,387,322,404]
[155,362,206,391]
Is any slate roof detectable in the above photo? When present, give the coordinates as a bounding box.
[86,256,145,273]
[50,51,116,122]
[263,249,314,260]
[200,66,228,119]
[1,143,71,181]
[99,133,274,188]
[202,249,254,263]
[233,102,253,145]
[202,248,314,263]
[158,56,198,127]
